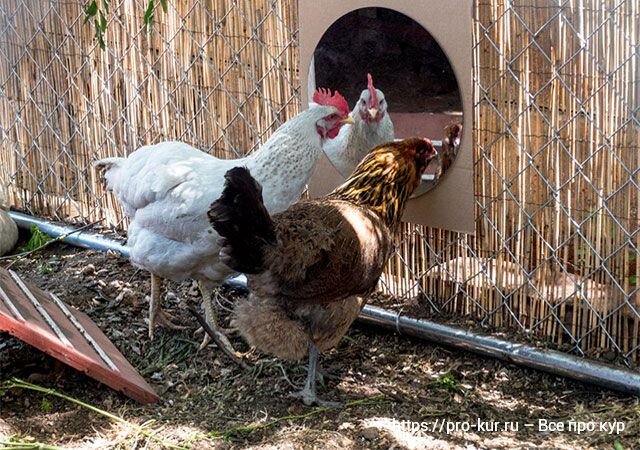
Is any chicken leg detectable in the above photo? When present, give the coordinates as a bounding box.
[289,342,340,407]
[198,281,243,358]
[148,272,186,338]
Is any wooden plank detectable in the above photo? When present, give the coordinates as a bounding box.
[0,267,159,404]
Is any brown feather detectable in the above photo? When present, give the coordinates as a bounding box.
[248,200,393,305]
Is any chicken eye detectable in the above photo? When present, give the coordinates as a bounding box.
[360,99,366,105]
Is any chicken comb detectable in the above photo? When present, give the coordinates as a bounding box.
[367,73,379,106]
[312,88,349,117]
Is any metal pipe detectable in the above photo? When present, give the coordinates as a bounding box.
[10,212,640,395]
[359,305,640,395]
[9,211,129,257]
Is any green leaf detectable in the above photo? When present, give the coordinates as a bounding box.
[97,32,106,50]
[629,275,637,286]
[40,262,53,275]
[93,19,106,50]
[143,0,155,27]
[84,0,98,23]
[99,10,107,32]
[41,397,52,413]
[26,224,51,251]
[613,440,625,450]
[431,372,462,393]
[159,0,167,13]
[102,0,109,14]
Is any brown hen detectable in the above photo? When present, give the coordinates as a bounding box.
[208,137,437,405]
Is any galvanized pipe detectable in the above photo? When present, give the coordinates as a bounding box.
[359,305,640,395]
[9,212,640,395]
[9,211,130,258]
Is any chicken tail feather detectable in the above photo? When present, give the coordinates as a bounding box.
[208,167,277,274]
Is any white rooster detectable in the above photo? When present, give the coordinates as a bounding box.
[323,74,395,178]
[95,88,353,358]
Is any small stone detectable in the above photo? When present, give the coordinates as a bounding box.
[338,422,355,431]
[361,427,378,440]
[109,280,124,289]
[115,287,134,303]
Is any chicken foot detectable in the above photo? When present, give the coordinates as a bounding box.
[189,302,248,370]
[148,273,186,338]
[289,342,340,407]
[194,289,237,335]
[197,282,246,363]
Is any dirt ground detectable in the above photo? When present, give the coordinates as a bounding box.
[1,237,639,449]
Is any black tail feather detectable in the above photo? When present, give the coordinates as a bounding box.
[208,167,277,273]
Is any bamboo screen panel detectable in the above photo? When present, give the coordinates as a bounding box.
[380,0,640,364]
[0,0,299,225]
[1,0,639,364]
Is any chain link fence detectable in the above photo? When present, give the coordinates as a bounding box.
[1,0,639,365]
[380,0,639,366]
[0,0,299,225]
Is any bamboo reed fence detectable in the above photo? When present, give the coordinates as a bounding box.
[0,0,638,364]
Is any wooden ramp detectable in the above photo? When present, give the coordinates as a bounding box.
[0,267,159,403]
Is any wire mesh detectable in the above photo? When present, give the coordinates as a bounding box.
[0,0,638,365]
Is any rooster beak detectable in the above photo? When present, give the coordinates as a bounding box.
[367,108,379,120]
[340,115,355,125]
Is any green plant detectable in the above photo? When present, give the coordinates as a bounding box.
[23,225,51,252]
[85,0,167,50]
[0,435,63,450]
[40,262,53,275]
[0,378,187,450]
[208,395,388,440]
[143,0,168,33]
[613,440,625,450]
[84,0,108,50]
[431,372,462,393]
[41,397,52,413]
